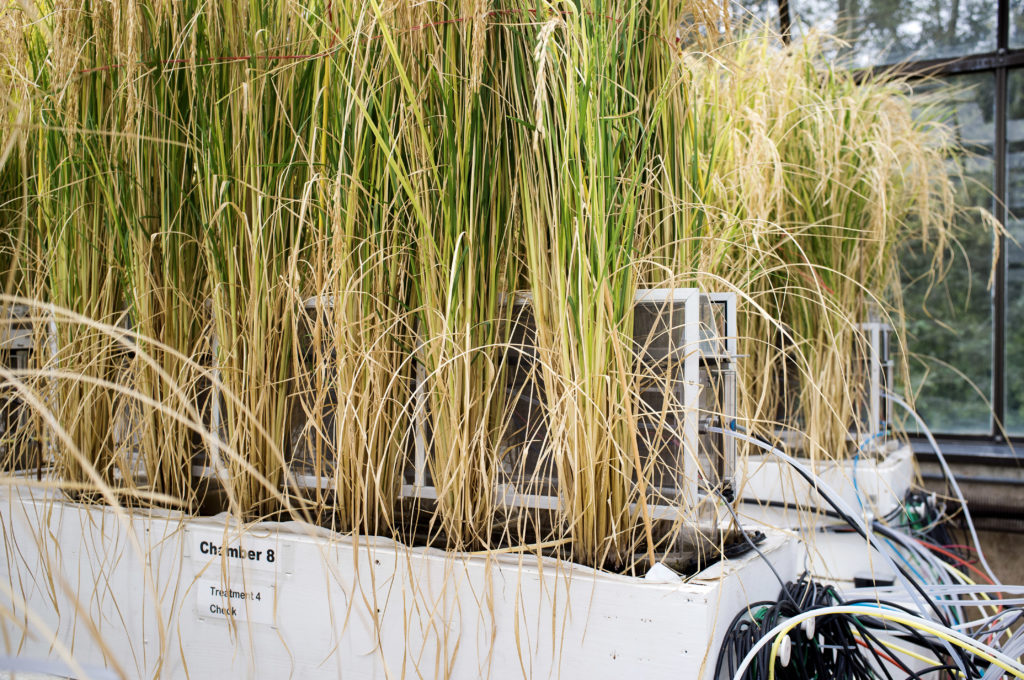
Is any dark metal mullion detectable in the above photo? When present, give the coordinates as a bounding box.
[863,50,1024,80]
[779,0,792,43]
[998,0,1009,51]
[993,66,1007,440]
[992,0,1009,440]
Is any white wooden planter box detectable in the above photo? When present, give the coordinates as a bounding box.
[736,442,914,586]
[1,484,800,679]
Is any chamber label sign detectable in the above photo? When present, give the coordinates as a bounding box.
[195,577,275,625]
[187,527,283,573]
[187,527,284,626]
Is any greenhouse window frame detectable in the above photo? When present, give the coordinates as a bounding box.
[774,0,1024,452]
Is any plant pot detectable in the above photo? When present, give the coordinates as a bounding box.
[0,481,801,680]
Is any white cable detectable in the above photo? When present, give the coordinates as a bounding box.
[729,604,1024,680]
[715,426,941,616]
[878,523,975,622]
[984,632,1024,680]
[886,392,1001,586]
[882,523,953,584]
[711,425,969,673]
[957,608,1024,630]
[845,584,1024,599]
[907,585,1024,597]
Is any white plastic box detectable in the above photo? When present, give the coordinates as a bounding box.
[736,441,914,585]
[1,484,800,680]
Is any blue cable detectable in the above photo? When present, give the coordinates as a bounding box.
[883,537,926,583]
[852,430,889,511]
[858,431,887,452]
[852,453,863,510]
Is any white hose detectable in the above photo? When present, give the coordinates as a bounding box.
[714,426,940,618]
[714,425,968,673]
[886,392,1001,586]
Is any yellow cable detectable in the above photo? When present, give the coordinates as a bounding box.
[766,606,1024,680]
[936,561,1015,644]
[850,629,964,677]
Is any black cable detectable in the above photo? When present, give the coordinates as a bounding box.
[718,491,797,605]
[739,496,842,520]
[848,618,912,679]
[712,600,777,680]
[905,664,961,680]
[843,597,973,660]
[713,575,996,680]
[713,575,911,680]
[718,424,957,633]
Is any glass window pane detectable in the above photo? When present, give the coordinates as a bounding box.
[733,0,780,30]
[1006,68,1024,435]
[901,73,995,435]
[1013,0,1024,49]
[790,0,997,67]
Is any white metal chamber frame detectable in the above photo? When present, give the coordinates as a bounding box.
[101,289,739,535]
[399,288,739,526]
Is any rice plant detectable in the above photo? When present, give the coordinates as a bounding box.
[293,5,415,533]
[20,0,138,494]
[0,0,977,570]
[512,2,663,569]
[100,4,212,509]
[637,30,964,461]
[187,1,342,518]
[362,0,522,550]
